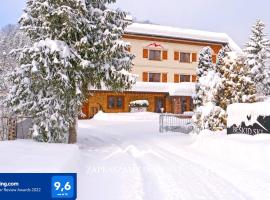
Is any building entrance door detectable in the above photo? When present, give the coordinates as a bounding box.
[155,97,165,113]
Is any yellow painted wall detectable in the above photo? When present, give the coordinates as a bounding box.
[123,36,222,82]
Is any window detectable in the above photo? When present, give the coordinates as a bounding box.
[180,52,191,63]
[180,75,191,82]
[149,73,161,82]
[180,97,187,113]
[108,96,124,109]
[180,96,194,113]
[149,50,161,61]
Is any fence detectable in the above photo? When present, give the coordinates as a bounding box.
[159,113,196,134]
[0,117,17,140]
[0,116,33,141]
[16,117,33,139]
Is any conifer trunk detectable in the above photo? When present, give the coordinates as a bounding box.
[68,118,77,144]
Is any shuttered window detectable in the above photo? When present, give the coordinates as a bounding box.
[174,51,179,61]
[192,75,197,82]
[143,72,148,82]
[143,49,148,58]
[162,51,168,60]
[162,73,167,82]
[192,53,197,62]
[174,74,180,83]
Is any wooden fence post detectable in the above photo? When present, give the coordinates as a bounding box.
[8,118,16,140]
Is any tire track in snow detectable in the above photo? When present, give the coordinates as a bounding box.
[78,126,146,200]
[78,119,250,200]
[124,141,251,200]
[156,139,270,200]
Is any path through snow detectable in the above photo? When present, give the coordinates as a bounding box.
[77,112,270,200]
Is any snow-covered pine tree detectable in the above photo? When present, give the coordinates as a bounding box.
[194,47,227,131]
[216,52,256,110]
[244,20,270,98]
[7,0,135,143]
[193,47,212,130]
[193,47,213,109]
[0,25,28,92]
[216,46,230,75]
[0,24,30,114]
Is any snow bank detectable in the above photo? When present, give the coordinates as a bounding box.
[227,102,270,127]
[93,111,159,121]
[193,130,270,174]
[78,112,270,200]
[0,140,79,172]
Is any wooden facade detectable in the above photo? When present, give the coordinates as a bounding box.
[82,91,193,118]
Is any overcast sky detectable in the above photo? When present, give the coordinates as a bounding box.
[1,0,270,47]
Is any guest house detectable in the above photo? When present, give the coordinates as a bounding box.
[82,22,240,118]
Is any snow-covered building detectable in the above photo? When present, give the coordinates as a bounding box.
[83,23,240,118]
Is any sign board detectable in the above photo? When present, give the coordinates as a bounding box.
[227,103,270,135]
[0,173,77,200]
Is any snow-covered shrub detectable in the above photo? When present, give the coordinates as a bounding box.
[199,103,227,131]
[129,100,149,108]
[129,100,149,112]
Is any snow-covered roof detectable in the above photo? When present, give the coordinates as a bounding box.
[125,23,241,52]
[90,82,196,96]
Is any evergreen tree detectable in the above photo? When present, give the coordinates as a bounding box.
[193,47,225,131]
[244,20,270,97]
[194,47,213,109]
[0,25,30,93]
[7,0,135,143]
[216,46,230,74]
[216,52,256,110]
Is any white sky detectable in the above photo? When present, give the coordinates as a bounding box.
[1,0,270,47]
[112,0,270,47]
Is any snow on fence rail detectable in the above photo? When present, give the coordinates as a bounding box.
[159,113,195,134]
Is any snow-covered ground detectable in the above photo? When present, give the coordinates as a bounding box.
[0,140,79,172]
[1,112,270,199]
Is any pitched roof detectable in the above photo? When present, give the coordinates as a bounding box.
[125,23,241,52]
